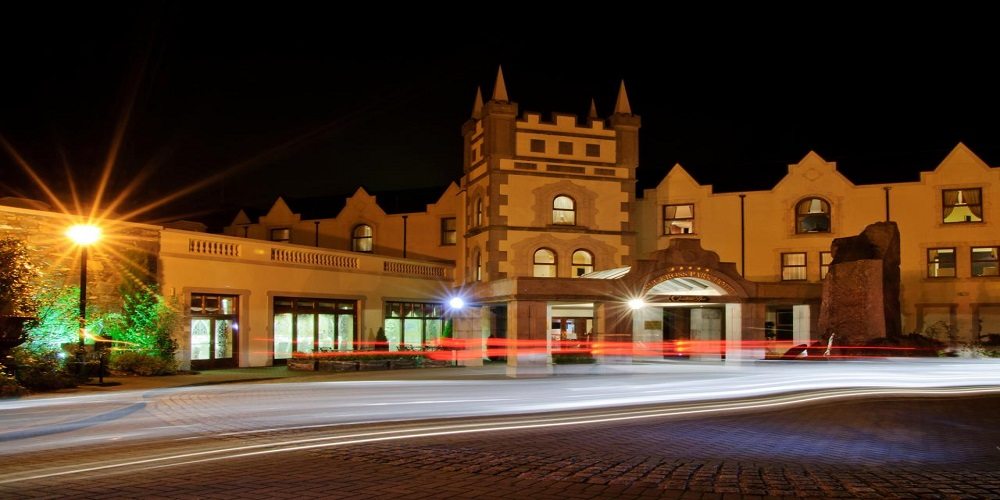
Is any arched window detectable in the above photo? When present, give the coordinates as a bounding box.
[552,195,576,225]
[475,198,483,227]
[351,224,373,252]
[571,250,594,277]
[533,248,557,277]
[795,197,831,233]
[473,249,482,282]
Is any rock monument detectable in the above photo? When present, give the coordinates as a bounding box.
[817,221,901,345]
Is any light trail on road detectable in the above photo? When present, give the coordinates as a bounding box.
[2,384,999,485]
[2,358,1000,484]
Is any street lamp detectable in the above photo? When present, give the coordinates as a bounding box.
[66,224,101,379]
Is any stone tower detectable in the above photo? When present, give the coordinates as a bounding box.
[458,68,641,283]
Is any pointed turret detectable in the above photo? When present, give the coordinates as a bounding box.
[492,66,509,102]
[588,98,599,120]
[614,80,632,115]
[471,86,484,119]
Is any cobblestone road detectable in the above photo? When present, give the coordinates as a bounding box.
[3,395,999,498]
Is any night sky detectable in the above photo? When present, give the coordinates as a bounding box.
[3,5,998,228]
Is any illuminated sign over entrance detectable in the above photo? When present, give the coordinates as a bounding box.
[643,266,738,296]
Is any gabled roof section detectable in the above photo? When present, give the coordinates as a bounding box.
[654,163,713,193]
[775,150,855,190]
[264,196,298,221]
[932,142,994,174]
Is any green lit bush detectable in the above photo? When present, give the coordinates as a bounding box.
[103,284,179,360]
[109,351,178,376]
[23,286,83,352]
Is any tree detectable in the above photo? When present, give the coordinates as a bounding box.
[0,238,40,357]
[0,238,39,318]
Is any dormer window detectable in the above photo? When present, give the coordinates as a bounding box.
[351,224,373,252]
[795,198,831,233]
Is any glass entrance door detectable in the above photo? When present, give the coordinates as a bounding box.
[190,294,239,369]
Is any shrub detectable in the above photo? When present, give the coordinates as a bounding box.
[859,333,944,357]
[23,286,83,352]
[0,365,27,398]
[552,352,596,364]
[109,351,178,376]
[103,285,179,360]
[9,346,76,391]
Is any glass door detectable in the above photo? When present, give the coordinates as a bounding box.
[190,294,239,369]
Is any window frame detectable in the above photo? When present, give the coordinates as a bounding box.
[270,227,290,242]
[533,248,558,277]
[795,197,832,234]
[820,251,833,280]
[942,188,983,224]
[971,246,999,277]
[552,195,576,225]
[475,198,483,227]
[529,139,545,153]
[571,249,594,277]
[585,143,601,158]
[351,224,373,253]
[663,204,695,235]
[927,247,957,278]
[780,252,808,281]
[440,217,456,246]
[558,141,573,155]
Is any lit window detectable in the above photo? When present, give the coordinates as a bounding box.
[533,248,557,277]
[440,217,456,246]
[553,195,576,225]
[820,251,833,280]
[927,248,956,278]
[474,249,482,282]
[972,247,999,277]
[781,253,807,281]
[571,250,594,277]
[585,144,600,157]
[558,141,573,155]
[795,198,831,233]
[270,228,290,242]
[530,139,545,153]
[663,204,694,234]
[943,188,983,223]
[351,224,373,252]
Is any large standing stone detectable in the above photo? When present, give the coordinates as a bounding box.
[818,222,901,345]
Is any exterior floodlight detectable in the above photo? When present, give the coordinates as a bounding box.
[448,297,465,310]
[627,298,645,310]
[67,224,102,245]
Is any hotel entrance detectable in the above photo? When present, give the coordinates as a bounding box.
[661,306,725,358]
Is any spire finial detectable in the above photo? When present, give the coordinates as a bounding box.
[614,80,632,115]
[588,98,599,120]
[492,66,509,102]
[471,86,484,119]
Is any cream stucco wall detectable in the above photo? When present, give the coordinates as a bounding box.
[160,229,455,369]
[636,145,1000,341]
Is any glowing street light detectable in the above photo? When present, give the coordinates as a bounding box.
[448,297,465,310]
[66,224,102,379]
[627,298,645,310]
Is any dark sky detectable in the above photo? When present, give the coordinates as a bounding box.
[3,5,998,228]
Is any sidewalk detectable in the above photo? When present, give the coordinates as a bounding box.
[30,364,513,398]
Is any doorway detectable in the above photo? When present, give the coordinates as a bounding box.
[190,293,239,370]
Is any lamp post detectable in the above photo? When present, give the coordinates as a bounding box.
[66,224,101,379]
